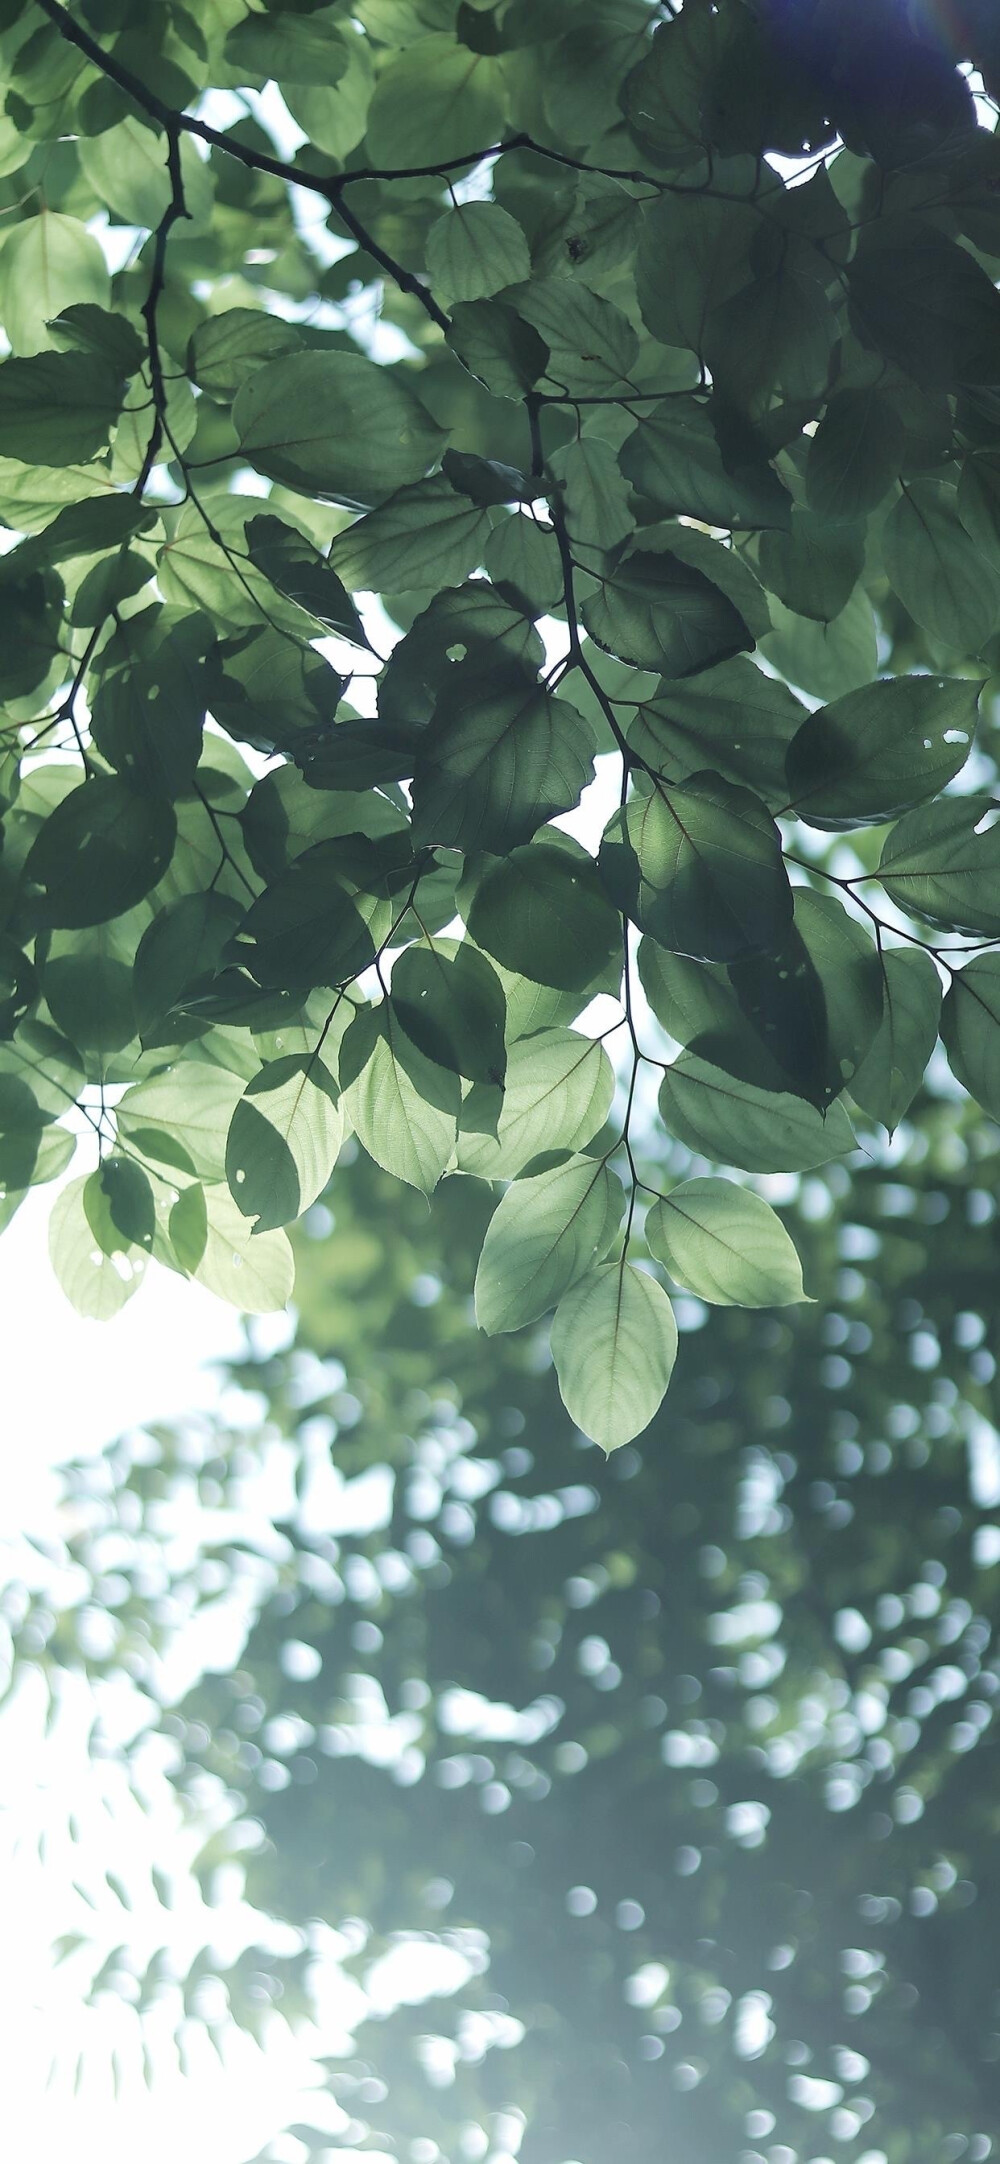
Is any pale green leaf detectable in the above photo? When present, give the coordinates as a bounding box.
[551,1261,678,1451]
[475,1155,624,1334]
[646,1178,808,1306]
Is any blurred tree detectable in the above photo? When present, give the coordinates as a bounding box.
[10,1084,999,2163]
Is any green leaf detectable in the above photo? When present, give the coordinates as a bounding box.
[620,400,790,530]
[390,940,507,1085]
[90,610,214,799]
[23,778,176,930]
[957,449,1000,561]
[883,481,1000,653]
[239,837,400,990]
[193,1183,294,1312]
[49,1175,146,1320]
[583,546,755,676]
[456,1027,615,1180]
[364,35,505,165]
[852,948,942,1133]
[48,303,145,379]
[941,953,1000,1120]
[116,1063,247,1183]
[84,1157,155,1256]
[133,892,243,1033]
[0,351,123,465]
[245,514,370,645]
[623,8,727,172]
[658,1054,856,1172]
[188,310,303,401]
[784,675,979,829]
[329,476,491,595]
[551,1261,678,1452]
[636,193,758,351]
[879,797,1000,935]
[627,657,806,808]
[757,511,863,625]
[168,1181,208,1273]
[510,276,639,394]
[234,353,446,509]
[79,118,210,230]
[599,776,792,962]
[411,670,598,853]
[283,26,375,159]
[483,514,563,613]
[760,588,878,702]
[212,626,343,759]
[475,1155,624,1334]
[468,843,621,992]
[550,435,633,552]
[704,264,835,414]
[425,201,531,305]
[0,491,154,582]
[0,211,110,355]
[226,1054,344,1231]
[341,1000,459,1193]
[638,940,742,1049]
[848,221,1000,390]
[806,389,904,520]
[729,889,884,1107]
[224,9,349,85]
[645,1178,809,1306]
[447,297,549,400]
[0,1072,45,1192]
[42,928,137,1056]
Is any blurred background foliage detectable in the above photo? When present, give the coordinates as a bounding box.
[7,1068,1000,2164]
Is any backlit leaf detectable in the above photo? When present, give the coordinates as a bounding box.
[645,1179,808,1306]
[551,1261,678,1452]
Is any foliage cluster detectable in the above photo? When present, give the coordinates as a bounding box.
[2,0,1000,1441]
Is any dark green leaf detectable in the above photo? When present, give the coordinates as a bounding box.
[0,350,123,464]
[784,675,979,829]
[879,796,1000,935]
[806,388,904,519]
[757,510,863,624]
[583,546,755,677]
[411,669,598,853]
[85,1156,155,1254]
[226,1054,343,1231]
[852,947,941,1132]
[620,398,791,531]
[447,298,549,399]
[883,480,1000,652]
[234,352,446,508]
[390,940,507,1085]
[599,775,792,962]
[941,952,1000,1119]
[329,476,491,595]
[848,221,1000,389]
[245,514,370,645]
[133,893,243,1033]
[627,657,806,807]
[658,1053,856,1172]
[468,843,621,992]
[23,778,176,929]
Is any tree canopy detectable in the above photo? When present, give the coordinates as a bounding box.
[4,0,1000,1446]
